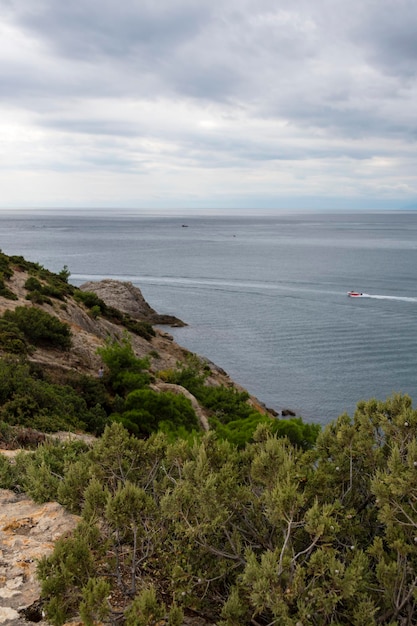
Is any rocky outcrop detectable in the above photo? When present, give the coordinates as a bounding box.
[0,489,79,625]
[0,263,270,412]
[80,279,186,327]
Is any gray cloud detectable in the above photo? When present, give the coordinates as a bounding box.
[349,1,417,77]
[0,0,416,208]
[13,0,209,60]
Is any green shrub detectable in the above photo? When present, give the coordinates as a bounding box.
[25,276,43,292]
[123,317,155,340]
[116,388,198,436]
[97,335,150,394]
[10,255,43,273]
[0,273,17,300]
[63,372,108,410]
[25,291,53,305]
[89,305,101,318]
[160,355,208,396]
[0,252,13,279]
[0,360,107,433]
[79,578,111,626]
[0,453,19,490]
[74,290,107,311]
[41,284,66,300]
[270,416,321,449]
[59,265,71,283]
[201,386,253,423]
[211,413,269,447]
[104,305,124,322]
[15,440,90,502]
[32,396,417,626]
[38,523,98,625]
[25,275,70,302]
[124,586,166,626]
[0,318,29,354]
[3,306,71,349]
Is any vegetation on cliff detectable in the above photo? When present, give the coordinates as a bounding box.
[0,250,318,449]
[2,252,417,624]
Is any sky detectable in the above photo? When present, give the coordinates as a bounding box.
[1,0,417,212]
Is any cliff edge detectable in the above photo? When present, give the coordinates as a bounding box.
[80,279,186,327]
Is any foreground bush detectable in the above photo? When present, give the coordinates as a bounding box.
[8,395,413,625]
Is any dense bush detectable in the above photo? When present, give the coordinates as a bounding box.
[0,252,17,299]
[2,306,72,349]
[1,252,73,296]
[0,318,29,354]
[38,521,100,624]
[123,317,155,340]
[24,274,72,303]
[0,274,18,300]
[25,276,43,292]
[160,358,320,449]
[63,372,109,411]
[0,360,107,434]
[0,251,13,279]
[97,335,150,394]
[74,290,107,311]
[270,415,321,449]
[115,388,198,436]
[200,386,254,422]
[6,395,414,625]
[159,354,209,396]
[8,254,46,274]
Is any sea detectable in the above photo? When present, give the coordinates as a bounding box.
[1,209,417,426]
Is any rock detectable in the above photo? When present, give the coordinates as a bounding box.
[281,408,296,417]
[154,382,210,431]
[80,280,186,327]
[0,489,79,626]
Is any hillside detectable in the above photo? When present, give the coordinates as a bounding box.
[2,253,417,625]
[0,255,417,626]
[0,251,299,625]
[0,253,275,434]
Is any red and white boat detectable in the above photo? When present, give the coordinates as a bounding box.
[347,291,363,297]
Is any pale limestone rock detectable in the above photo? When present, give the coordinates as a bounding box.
[0,607,20,624]
[0,489,79,625]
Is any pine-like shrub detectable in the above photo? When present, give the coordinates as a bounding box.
[3,306,72,349]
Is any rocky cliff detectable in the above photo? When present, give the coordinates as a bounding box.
[0,262,260,402]
[80,279,186,327]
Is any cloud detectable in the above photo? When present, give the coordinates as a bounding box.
[0,0,416,209]
[349,0,417,77]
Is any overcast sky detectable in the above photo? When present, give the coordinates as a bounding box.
[1,0,416,212]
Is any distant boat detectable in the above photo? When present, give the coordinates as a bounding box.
[347,291,363,297]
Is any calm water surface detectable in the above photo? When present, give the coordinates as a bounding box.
[1,210,416,425]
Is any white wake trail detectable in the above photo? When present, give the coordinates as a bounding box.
[361,294,417,303]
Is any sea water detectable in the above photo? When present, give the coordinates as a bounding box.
[1,209,417,425]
